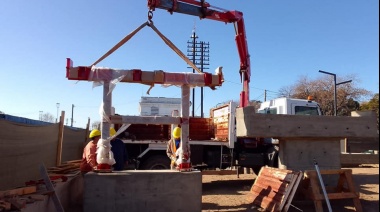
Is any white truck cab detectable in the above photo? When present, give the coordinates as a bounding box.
[257,97,322,145]
[257,97,322,116]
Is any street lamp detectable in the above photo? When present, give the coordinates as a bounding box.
[56,103,60,123]
[319,70,352,116]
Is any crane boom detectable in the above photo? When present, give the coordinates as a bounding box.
[147,0,251,107]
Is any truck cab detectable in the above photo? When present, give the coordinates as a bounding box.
[255,97,322,146]
[257,97,322,116]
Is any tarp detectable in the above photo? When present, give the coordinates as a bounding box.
[0,119,87,190]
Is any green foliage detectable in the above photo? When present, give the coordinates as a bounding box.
[360,93,379,129]
[360,93,379,111]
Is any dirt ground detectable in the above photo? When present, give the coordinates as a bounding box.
[201,164,379,212]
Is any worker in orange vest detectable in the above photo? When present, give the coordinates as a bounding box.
[166,126,191,170]
[80,129,101,173]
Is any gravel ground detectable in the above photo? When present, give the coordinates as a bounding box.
[201,164,379,212]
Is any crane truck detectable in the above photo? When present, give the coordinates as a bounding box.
[112,0,322,174]
[119,96,322,173]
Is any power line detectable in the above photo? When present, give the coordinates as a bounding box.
[223,80,281,94]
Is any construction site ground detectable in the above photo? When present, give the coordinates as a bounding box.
[201,164,379,212]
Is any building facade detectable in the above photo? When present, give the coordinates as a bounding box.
[139,96,181,116]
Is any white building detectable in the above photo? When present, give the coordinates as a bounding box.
[139,96,181,116]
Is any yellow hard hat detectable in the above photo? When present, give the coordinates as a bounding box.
[89,129,101,138]
[110,128,116,137]
[172,127,181,139]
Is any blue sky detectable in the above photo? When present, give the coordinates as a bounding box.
[1,0,378,128]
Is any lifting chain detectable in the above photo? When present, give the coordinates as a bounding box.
[148,9,154,23]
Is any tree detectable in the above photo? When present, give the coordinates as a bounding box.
[360,93,379,129]
[278,74,371,116]
[360,93,379,111]
[41,112,55,122]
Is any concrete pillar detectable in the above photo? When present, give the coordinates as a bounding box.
[181,85,190,158]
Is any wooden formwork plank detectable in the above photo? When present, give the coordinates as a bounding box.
[0,186,37,198]
[283,172,303,212]
[39,164,64,212]
[248,166,302,212]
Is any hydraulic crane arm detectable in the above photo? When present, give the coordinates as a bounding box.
[148,0,250,107]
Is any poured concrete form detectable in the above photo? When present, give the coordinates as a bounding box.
[235,107,378,139]
[235,106,378,184]
[84,170,202,212]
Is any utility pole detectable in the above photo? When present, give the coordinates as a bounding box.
[187,29,210,117]
[71,104,75,127]
[264,90,267,101]
[39,111,43,121]
[56,103,60,123]
[319,70,352,116]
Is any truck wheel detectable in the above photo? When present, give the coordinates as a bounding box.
[141,155,170,170]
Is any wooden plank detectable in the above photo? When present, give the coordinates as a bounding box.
[306,169,348,175]
[7,198,26,210]
[327,192,358,199]
[253,181,287,197]
[303,169,363,212]
[254,177,289,194]
[344,170,363,212]
[56,111,65,166]
[0,186,37,197]
[65,159,82,164]
[283,172,303,211]
[277,171,301,211]
[248,167,302,212]
[252,196,281,212]
[0,200,11,210]
[260,168,295,182]
[236,107,378,138]
[39,164,64,212]
[84,117,90,145]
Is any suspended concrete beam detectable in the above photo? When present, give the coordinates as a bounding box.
[66,58,223,89]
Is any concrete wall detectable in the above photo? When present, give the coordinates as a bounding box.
[279,139,341,187]
[279,139,341,171]
[84,170,202,212]
[236,107,378,138]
